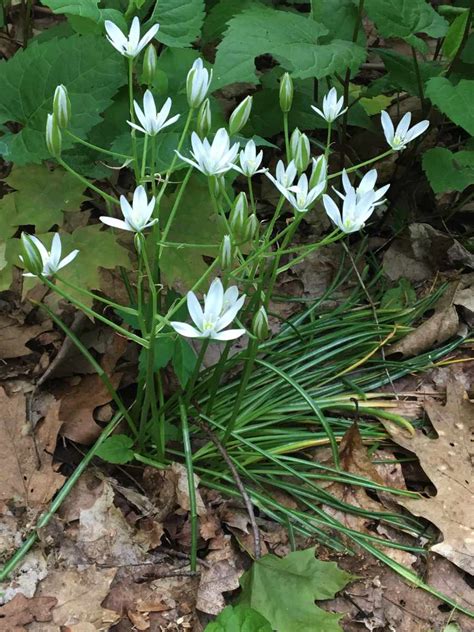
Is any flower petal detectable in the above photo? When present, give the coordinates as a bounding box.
[211,328,246,341]
[99,216,132,231]
[170,321,203,338]
[187,291,204,329]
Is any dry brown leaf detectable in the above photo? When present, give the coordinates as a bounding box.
[387,380,474,574]
[55,332,127,443]
[29,566,119,631]
[0,388,64,509]
[196,535,242,615]
[171,463,207,517]
[0,314,51,360]
[0,594,56,631]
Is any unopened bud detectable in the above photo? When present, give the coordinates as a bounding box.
[210,175,225,199]
[230,192,248,236]
[143,44,157,85]
[20,233,43,276]
[53,85,71,129]
[290,128,310,173]
[197,98,212,138]
[244,213,259,242]
[279,72,293,113]
[229,95,253,136]
[186,58,212,109]
[220,235,233,269]
[253,306,269,340]
[45,113,62,157]
[309,155,327,189]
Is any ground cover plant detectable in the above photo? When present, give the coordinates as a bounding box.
[0,0,473,630]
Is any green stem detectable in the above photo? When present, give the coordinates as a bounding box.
[140,134,149,181]
[128,58,139,181]
[185,339,210,407]
[180,399,198,572]
[58,158,119,206]
[328,149,395,180]
[247,176,256,213]
[65,130,131,160]
[0,412,123,582]
[151,136,157,197]
[325,122,332,160]
[283,111,290,163]
[42,276,148,348]
[55,274,139,316]
[159,167,193,259]
[222,339,259,443]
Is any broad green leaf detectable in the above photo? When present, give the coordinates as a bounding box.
[139,336,175,373]
[202,0,268,43]
[172,337,196,387]
[376,49,442,97]
[364,0,448,52]
[159,177,225,287]
[238,547,352,632]
[381,279,416,309]
[0,34,127,164]
[213,6,365,89]
[96,435,134,464]
[425,77,474,135]
[442,11,470,60]
[422,147,474,193]
[147,0,205,47]
[41,0,127,33]
[205,605,272,632]
[311,0,366,44]
[2,165,87,234]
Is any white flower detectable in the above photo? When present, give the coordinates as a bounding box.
[335,169,389,206]
[100,185,157,233]
[268,160,298,190]
[186,58,213,108]
[323,189,377,234]
[233,140,265,177]
[176,128,239,176]
[275,173,325,213]
[311,87,347,123]
[20,233,79,277]
[105,17,159,59]
[128,91,180,136]
[381,111,429,151]
[171,278,246,341]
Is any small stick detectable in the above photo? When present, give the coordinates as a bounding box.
[193,413,262,560]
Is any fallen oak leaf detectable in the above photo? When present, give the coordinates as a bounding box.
[387,380,474,574]
[0,594,57,631]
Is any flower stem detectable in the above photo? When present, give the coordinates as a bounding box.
[57,158,119,205]
[180,399,198,572]
[283,111,290,163]
[128,57,140,181]
[65,130,131,160]
[328,149,395,180]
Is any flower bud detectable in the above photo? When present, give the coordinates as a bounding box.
[45,113,62,157]
[20,233,43,276]
[186,58,212,109]
[220,235,233,269]
[290,128,310,173]
[210,175,225,199]
[197,98,212,138]
[229,192,248,236]
[244,213,259,242]
[252,306,269,340]
[229,95,253,136]
[142,44,157,85]
[279,72,293,113]
[309,155,327,189]
[53,85,71,129]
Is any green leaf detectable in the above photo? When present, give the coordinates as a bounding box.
[205,605,272,632]
[364,0,448,52]
[2,164,87,234]
[160,176,225,287]
[213,6,365,89]
[202,0,268,44]
[376,49,441,97]
[41,0,127,33]
[147,0,205,47]
[422,147,474,193]
[172,337,196,387]
[442,11,470,60]
[311,0,366,44]
[96,435,134,464]
[425,77,474,136]
[238,547,352,632]
[139,336,175,374]
[381,279,416,309]
[0,34,127,164]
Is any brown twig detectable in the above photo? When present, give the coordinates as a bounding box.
[192,412,262,560]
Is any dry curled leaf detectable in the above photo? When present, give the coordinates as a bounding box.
[387,380,474,574]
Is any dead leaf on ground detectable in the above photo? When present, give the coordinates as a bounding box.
[0,388,64,509]
[54,332,127,443]
[386,380,474,574]
[0,594,56,631]
[0,313,51,360]
[387,278,473,358]
[0,550,48,604]
[29,566,119,631]
[196,535,243,616]
[383,223,474,282]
